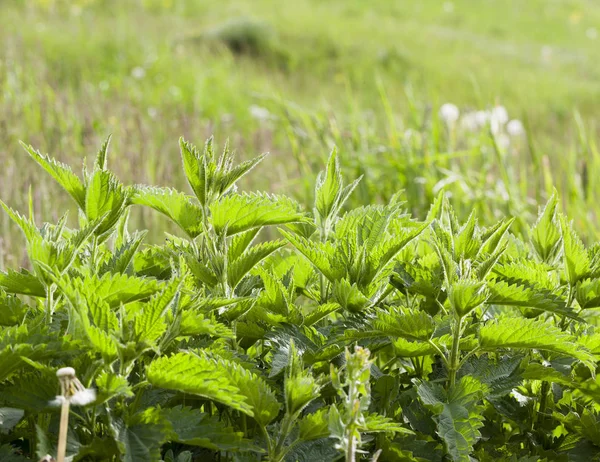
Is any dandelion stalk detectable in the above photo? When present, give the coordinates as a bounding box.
[54,367,96,462]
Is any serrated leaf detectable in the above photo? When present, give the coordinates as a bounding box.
[315,148,342,220]
[531,192,561,262]
[0,408,24,433]
[21,142,86,210]
[479,317,594,367]
[113,418,165,462]
[146,352,253,415]
[131,186,204,238]
[228,240,285,288]
[0,269,45,297]
[85,169,128,235]
[163,405,257,452]
[560,215,591,285]
[211,192,305,236]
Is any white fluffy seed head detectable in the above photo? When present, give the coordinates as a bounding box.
[506,119,525,136]
[70,388,97,406]
[491,105,509,125]
[49,396,66,407]
[56,367,76,378]
[439,103,460,124]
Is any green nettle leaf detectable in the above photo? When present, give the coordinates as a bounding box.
[85,167,129,236]
[448,280,489,316]
[453,212,480,259]
[163,406,256,452]
[21,142,87,210]
[393,337,439,357]
[279,230,343,282]
[131,186,204,238]
[94,134,112,170]
[361,413,413,435]
[479,317,595,367]
[0,269,45,297]
[487,279,569,315]
[96,371,134,402]
[417,377,486,461]
[227,239,286,288]
[0,408,25,434]
[113,418,165,462]
[576,278,600,309]
[531,192,561,262]
[87,326,119,361]
[100,230,148,275]
[560,215,591,285]
[210,192,305,236]
[179,137,210,206]
[146,353,253,416]
[180,137,266,207]
[215,355,281,426]
[0,290,33,325]
[315,148,343,220]
[333,279,370,312]
[373,307,435,342]
[68,272,162,308]
[298,408,331,441]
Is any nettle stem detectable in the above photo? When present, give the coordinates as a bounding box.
[448,316,463,388]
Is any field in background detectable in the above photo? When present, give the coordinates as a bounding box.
[1,0,600,266]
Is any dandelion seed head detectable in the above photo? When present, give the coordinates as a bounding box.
[491,105,509,125]
[475,110,489,127]
[460,112,480,132]
[131,66,146,80]
[70,388,97,406]
[587,27,598,40]
[541,45,552,62]
[49,396,66,407]
[249,105,271,121]
[506,119,525,136]
[439,103,460,125]
[57,367,76,378]
[496,134,510,150]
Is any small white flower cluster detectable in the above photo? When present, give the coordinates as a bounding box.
[439,103,525,148]
[249,104,271,121]
[50,367,96,408]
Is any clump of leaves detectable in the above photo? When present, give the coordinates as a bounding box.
[0,136,599,461]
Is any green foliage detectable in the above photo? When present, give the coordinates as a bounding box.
[1,136,600,461]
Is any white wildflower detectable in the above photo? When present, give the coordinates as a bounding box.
[460,112,480,132]
[587,27,598,40]
[131,66,146,80]
[541,45,552,62]
[490,117,502,135]
[496,134,510,150]
[438,103,460,125]
[249,105,271,121]
[491,105,509,125]
[506,119,525,137]
[475,110,489,127]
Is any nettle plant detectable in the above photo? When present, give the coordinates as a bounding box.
[0,137,600,461]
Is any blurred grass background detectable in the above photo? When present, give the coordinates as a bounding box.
[1,0,599,267]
